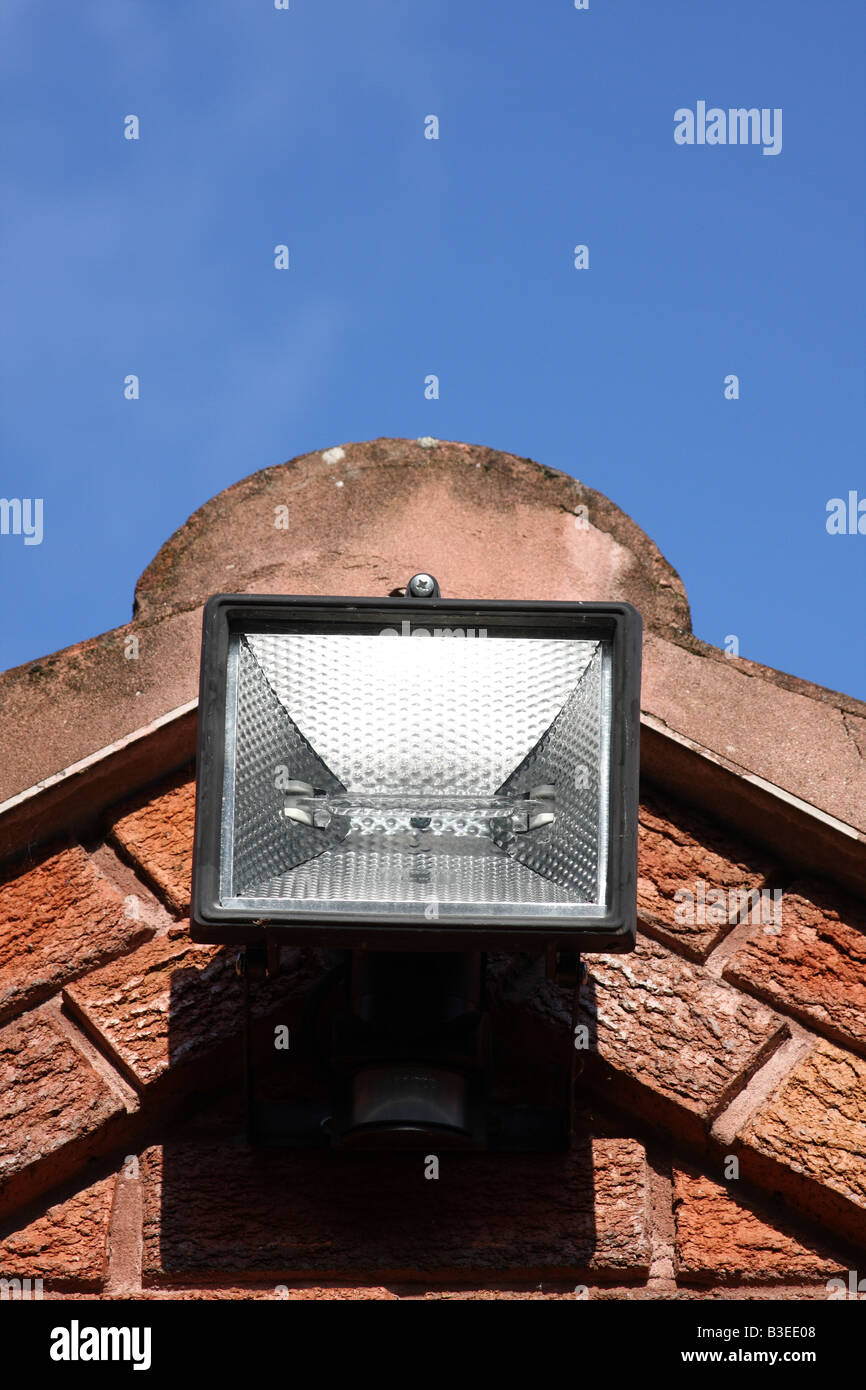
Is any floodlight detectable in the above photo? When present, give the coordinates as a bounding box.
[192,590,640,952]
[190,581,641,1149]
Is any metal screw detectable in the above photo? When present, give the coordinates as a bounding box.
[408,573,436,597]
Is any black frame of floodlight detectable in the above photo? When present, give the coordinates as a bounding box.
[190,593,642,953]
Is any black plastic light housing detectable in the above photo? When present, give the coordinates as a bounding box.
[190,593,642,955]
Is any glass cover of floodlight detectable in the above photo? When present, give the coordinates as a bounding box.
[215,624,614,921]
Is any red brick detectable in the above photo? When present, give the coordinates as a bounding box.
[414,1288,580,1299]
[650,1285,840,1302]
[673,1166,847,1284]
[136,1285,399,1300]
[734,1039,866,1247]
[125,1286,583,1299]
[637,789,774,960]
[582,937,787,1145]
[0,843,155,1025]
[108,771,194,913]
[64,926,327,1093]
[724,881,866,1053]
[0,1013,128,1219]
[0,1175,116,1289]
[141,1137,650,1283]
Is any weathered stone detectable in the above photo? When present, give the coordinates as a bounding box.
[0,1014,127,1218]
[642,631,866,835]
[0,843,154,1025]
[724,882,866,1052]
[581,937,787,1144]
[673,1166,846,1284]
[109,772,195,913]
[0,1175,116,1288]
[141,1137,650,1282]
[735,1040,866,1246]
[64,925,325,1093]
[637,790,773,959]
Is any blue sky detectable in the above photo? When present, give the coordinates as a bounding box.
[1,0,864,697]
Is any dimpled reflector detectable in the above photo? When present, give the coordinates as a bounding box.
[219,628,611,919]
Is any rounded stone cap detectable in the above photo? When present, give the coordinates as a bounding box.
[135,437,690,637]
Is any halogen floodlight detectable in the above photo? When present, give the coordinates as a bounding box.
[191,591,641,953]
